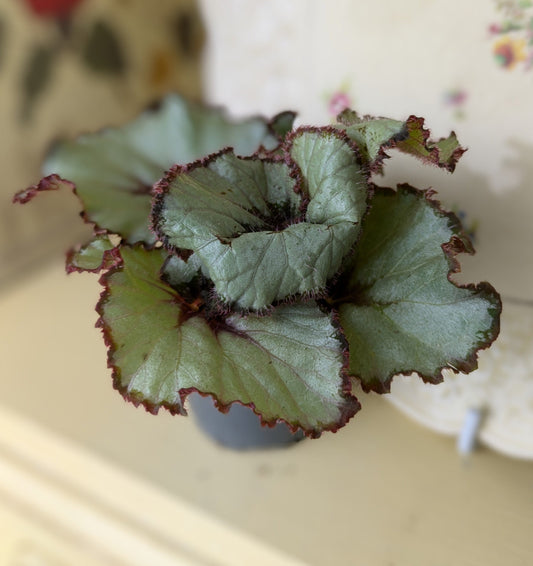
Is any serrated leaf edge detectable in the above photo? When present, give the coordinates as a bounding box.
[342,184,502,394]
[65,239,122,274]
[151,126,372,312]
[95,245,361,437]
[13,173,120,239]
[337,112,466,174]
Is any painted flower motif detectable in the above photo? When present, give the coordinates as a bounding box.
[328,91,351,117]
[489,1,533,70]
[23,0,85,18]
[493,36,527,68]
[443,88,468,120]
[443,89,468,107]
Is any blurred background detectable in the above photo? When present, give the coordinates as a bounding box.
[1,1,533,564]
[0,0,204,287]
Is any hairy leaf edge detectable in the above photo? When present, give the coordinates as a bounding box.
[95,245,362,437]
[13,173,122,241]
[337,112,466,174]
[150,146,304,247]
[151,127,374,313]
[342,184,502,394]
[65,240,122,274]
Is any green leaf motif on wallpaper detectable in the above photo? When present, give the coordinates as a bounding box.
[82,19,126,75]
[20,44,57,122]
[172,7,204,59]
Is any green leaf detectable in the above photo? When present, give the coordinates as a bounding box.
[337,111,465,173]
[66,234,117,273]
[97,246,359,436]
[154,128,368,310]
[161,253,203,290]
[393,117,466,172]
[42,94,274,243]
[433,131,465,166]
[289,128,368,227]
[269,110,297,139]
[13,174,74,205]
[337,185,501,393]
[256,111,297,153]
[336,110,406,165]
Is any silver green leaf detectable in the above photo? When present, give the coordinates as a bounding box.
[338,185,501,392]
[337,110,465,173]
[66,234,117,273]
[97,246,359,435]
[154,128,368,310]
[42,94,274,244]
[161,253,203,289]
[268,110,297,141]
[337,112,406,165]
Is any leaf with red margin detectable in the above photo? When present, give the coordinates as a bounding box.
[34,94,277,244]
[13,174,107,252]
[337,110,465,173]
[66,234,119,274]
[336,185,501,393]
[97,246,360,436]
[13,174,74,204]
[268,110,297,140]
[394,116,466,172]
[153,128,368,310]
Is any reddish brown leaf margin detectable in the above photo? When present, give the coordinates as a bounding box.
[13,173,111,236]
[13,174,74,204]
[95,245,361,438]
[65,243,122,274]
[381,116,467,173]
[342,184,502,395]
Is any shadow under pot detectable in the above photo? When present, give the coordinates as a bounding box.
[187,393,305,450]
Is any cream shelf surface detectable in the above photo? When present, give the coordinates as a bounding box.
[1,260,533,566]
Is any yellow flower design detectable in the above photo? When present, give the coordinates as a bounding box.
[493,36,527,68]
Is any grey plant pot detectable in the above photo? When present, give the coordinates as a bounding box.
[187,393,305,450]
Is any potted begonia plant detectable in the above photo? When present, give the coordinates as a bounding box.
[14,94,501,448]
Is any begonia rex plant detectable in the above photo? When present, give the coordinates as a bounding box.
[14,94,501,438]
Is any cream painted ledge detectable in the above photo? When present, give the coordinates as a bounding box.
[2,259,533,566]
[0,404,306,566]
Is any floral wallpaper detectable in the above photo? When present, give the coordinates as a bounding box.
[24,0,85,18]
[489,0,533,70]
[0,0,204,286]
[1,0,204,125]
[18,0,126,123]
